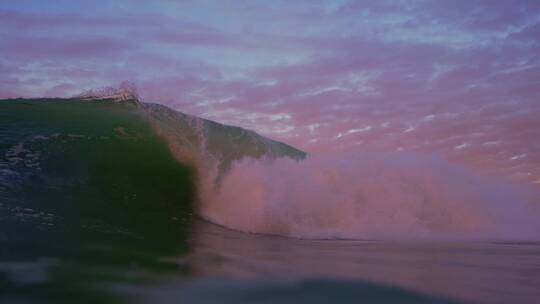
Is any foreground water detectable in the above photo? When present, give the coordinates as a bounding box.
[182,221,540,304]
[2,218,539,303]
[1,99,538,303]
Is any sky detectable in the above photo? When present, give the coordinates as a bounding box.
[1,0,540,183]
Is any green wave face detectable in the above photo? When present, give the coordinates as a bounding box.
[1,99,196,303]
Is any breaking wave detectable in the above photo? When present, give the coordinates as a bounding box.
[2,98,538,241]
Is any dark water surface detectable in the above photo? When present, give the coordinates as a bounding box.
[1,99,539,303]
[179,221,540,304]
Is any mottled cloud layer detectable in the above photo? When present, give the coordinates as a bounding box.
[1,0,539,183]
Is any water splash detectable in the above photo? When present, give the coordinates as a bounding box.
[198,152,540,241]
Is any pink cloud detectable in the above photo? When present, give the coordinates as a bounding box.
[0,10,160,30]
[1,1,539,185]
[0,35,135,61]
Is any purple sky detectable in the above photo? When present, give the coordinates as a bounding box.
[1,0,540,183]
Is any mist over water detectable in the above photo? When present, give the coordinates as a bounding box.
[198,152,540,241]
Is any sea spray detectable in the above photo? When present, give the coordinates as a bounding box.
[198,152,540,241]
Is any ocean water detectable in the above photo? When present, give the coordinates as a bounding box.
[1,98,539,303]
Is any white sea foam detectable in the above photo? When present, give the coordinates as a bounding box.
[198,152,540,241]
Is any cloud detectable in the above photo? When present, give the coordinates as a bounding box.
[0,35,135,61]
[1,0,540,183]
[0,10,163,30]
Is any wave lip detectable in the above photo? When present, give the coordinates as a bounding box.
[73,81,141,104]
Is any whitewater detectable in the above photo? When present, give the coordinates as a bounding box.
[200,154,540,241]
